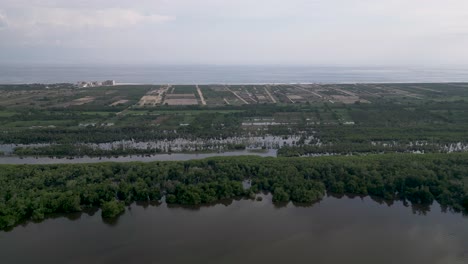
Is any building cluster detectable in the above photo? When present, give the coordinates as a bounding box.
[77,80,116,88]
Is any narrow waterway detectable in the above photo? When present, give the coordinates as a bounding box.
[0,149,277,164]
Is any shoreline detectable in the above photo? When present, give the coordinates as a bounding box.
[2,81,468,85]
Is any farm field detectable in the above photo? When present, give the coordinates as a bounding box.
[0,82,468,157]
[2,83,468,109]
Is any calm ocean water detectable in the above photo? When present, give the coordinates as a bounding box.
[1,65,468,84]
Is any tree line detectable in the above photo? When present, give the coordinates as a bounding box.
[278,143,447,157]
[1,153,468,231]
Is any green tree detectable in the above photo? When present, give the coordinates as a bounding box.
[273,187,289,203]
[101,200,125,219]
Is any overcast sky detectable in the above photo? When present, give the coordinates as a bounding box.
[1,0,468,66]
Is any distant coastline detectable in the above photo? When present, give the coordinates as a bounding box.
[1,65,468,84]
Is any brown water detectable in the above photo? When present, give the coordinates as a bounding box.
[1,195,467,264]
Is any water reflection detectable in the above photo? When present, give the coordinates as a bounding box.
[0,135,305,156]
[1,195,467,264]
[102,216,121,227]
[166,198,236,211]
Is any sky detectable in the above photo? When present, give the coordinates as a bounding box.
[1,0,468,66]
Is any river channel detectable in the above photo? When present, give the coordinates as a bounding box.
[1,194,467,264]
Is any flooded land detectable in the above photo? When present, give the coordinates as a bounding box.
[1,83,468,263]
[1,83,468,159]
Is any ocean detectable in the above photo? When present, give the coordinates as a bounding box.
[1,64,468,84]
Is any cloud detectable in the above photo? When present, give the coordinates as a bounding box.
[7,7,174,30]
[0,12,8,29]
[1,0,468,65]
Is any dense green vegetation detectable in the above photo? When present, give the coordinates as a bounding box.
[1,85,468,142]
[13,144,163,157]
[1,153,467,231]
[101,200,125,219]
[1,83,468,233]
[0,82,467,159]
[0,100,467,157]
[278,143,441,157]
[0,104,305,144]
[13,143,247,157]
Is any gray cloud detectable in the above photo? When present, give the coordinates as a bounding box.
[0,12,8,28]
[0,0,468,66]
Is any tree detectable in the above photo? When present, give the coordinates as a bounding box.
[273,187,289,203]
[101,200,125,219]
[462,196,468,211]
